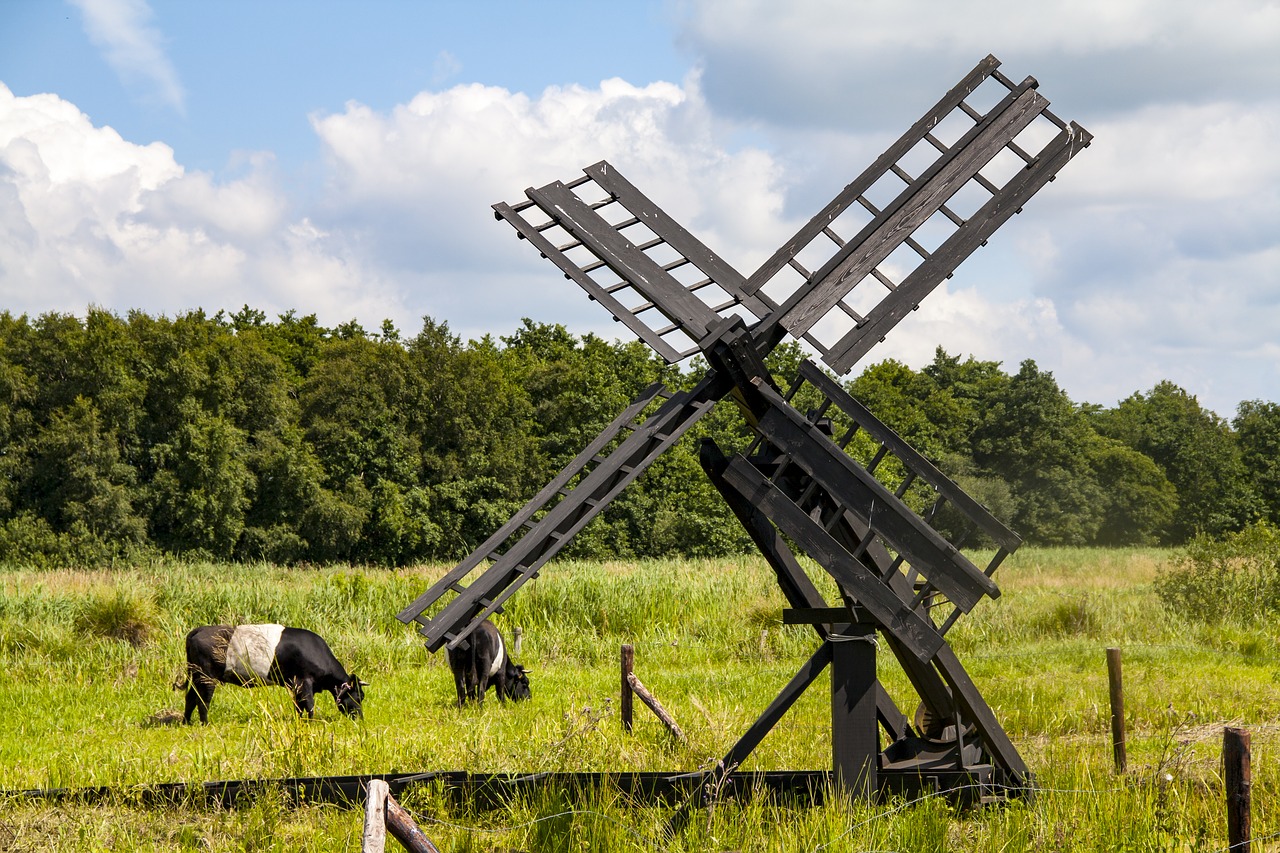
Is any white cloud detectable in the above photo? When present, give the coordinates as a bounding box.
[0,83,395,327]
[71,0,185,114]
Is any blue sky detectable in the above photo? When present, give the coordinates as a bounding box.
[1,0,1278,417]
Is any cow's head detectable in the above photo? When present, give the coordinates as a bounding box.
[506,663,531,702]
[336,675,367,718]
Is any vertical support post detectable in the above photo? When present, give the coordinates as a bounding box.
[1106,647,1126,772]
[363,779,388,853]
[1225,726,1252,852]
[831,623,878,799]
[621,643,635,733]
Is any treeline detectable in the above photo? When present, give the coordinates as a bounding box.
[1,307,1277,567]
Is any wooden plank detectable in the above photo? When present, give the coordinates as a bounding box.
[825,121,1092,372]
[933,642,1032,784]
[583,161,771,319]
[831,623,879,798]
[419,377,726,652]
[397,382,669,624]
[743,55,1002,296]
[492,201,685,363]
[751,381,999,610]
[719,643,832,772]
[720,455,945,662]
[780,86,1048,338]
[385,794,443,853]
[528,182,719,339]
[798,361,1021,551]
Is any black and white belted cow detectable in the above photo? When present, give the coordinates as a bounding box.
[180,624,366,724]
[446,620,530,706]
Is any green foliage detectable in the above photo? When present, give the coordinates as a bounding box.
[1155,520,1280,624]
[73,582,159,646]
[1,309,1277,566]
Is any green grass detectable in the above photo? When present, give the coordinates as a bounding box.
[0,548,1276,850]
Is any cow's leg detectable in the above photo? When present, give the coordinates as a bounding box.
[186,674,216,725]
[452,665,468,707]
[292,677,316,718]
[476,650,494,705]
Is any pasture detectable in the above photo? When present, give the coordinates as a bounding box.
[0,548,1276,851]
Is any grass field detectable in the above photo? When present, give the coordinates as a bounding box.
[0,548,1276,851]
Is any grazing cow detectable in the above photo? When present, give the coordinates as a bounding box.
[446,620,530,705]
[180,624,366,724]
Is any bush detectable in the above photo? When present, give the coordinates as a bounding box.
[74,584,160,646]
[1155,521,1280,624]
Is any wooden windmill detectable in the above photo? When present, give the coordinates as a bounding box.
[399,55,1090,803]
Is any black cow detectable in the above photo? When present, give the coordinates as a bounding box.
[180,624,366,723]
[446,620,530,705]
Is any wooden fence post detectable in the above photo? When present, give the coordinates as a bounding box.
[385,793,443,853]
[1225,726,1252,852]
[362,779,389,853]
[627,671,687,742]
[621,643,634,733]
[1106,647,1126,773]
[513,626,523,657]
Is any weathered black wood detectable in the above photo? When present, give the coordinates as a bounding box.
[717,643,832,774]
[528,181,718,339]
[1107,647,1126,772]
[583,161,773,320]
[719,455,945,662]
[398,382,670,624]
[831,623,879,798]
[797,361,1021,551]
[784,608,853,624]
[492,201,686,363]
[750,380,999,611]
[743,55,1002,300]
[701,438,909,741]
[1225,727,1252,852]
[825,121,1092,372]
[777,85,1047,338]
[621,644,635,733]
[415,375,726,652]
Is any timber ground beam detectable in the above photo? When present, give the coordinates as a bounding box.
[6,767,1007,810]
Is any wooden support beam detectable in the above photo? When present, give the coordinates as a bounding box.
[627,671,686,742]
[385,794,443,853]
[362,779,388,853]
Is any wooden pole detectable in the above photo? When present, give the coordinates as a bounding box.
[1225,727,1252,852]
[362,779,388,853]
[385,794,443,853]
[513,626,523,657]
[627,671,686,742]
[1106,647,1126,772]
[621,643,634,733]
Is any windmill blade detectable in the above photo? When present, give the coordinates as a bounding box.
[493,162,770,364]
[399,373,727,652]
[745,56,1089,374]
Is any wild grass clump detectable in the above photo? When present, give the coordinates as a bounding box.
[1156,521,1280,624]
[73,582,159,646]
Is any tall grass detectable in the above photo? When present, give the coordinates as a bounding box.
[0,548,1276,850]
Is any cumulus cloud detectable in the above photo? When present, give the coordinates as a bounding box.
[0,83,397,327]
[71,0,185,114]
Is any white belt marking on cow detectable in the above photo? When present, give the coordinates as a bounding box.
[488,633,504,679]
[226,624,285,683]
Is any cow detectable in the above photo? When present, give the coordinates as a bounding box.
[179,624,366,724]
[446,620,530,706]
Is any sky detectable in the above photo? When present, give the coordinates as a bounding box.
[1,0,1277,418]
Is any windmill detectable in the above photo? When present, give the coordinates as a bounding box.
[398,55,1090,803]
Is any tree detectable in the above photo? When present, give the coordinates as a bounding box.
[1094,382,1259,542]
[1235,400,1280,527]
